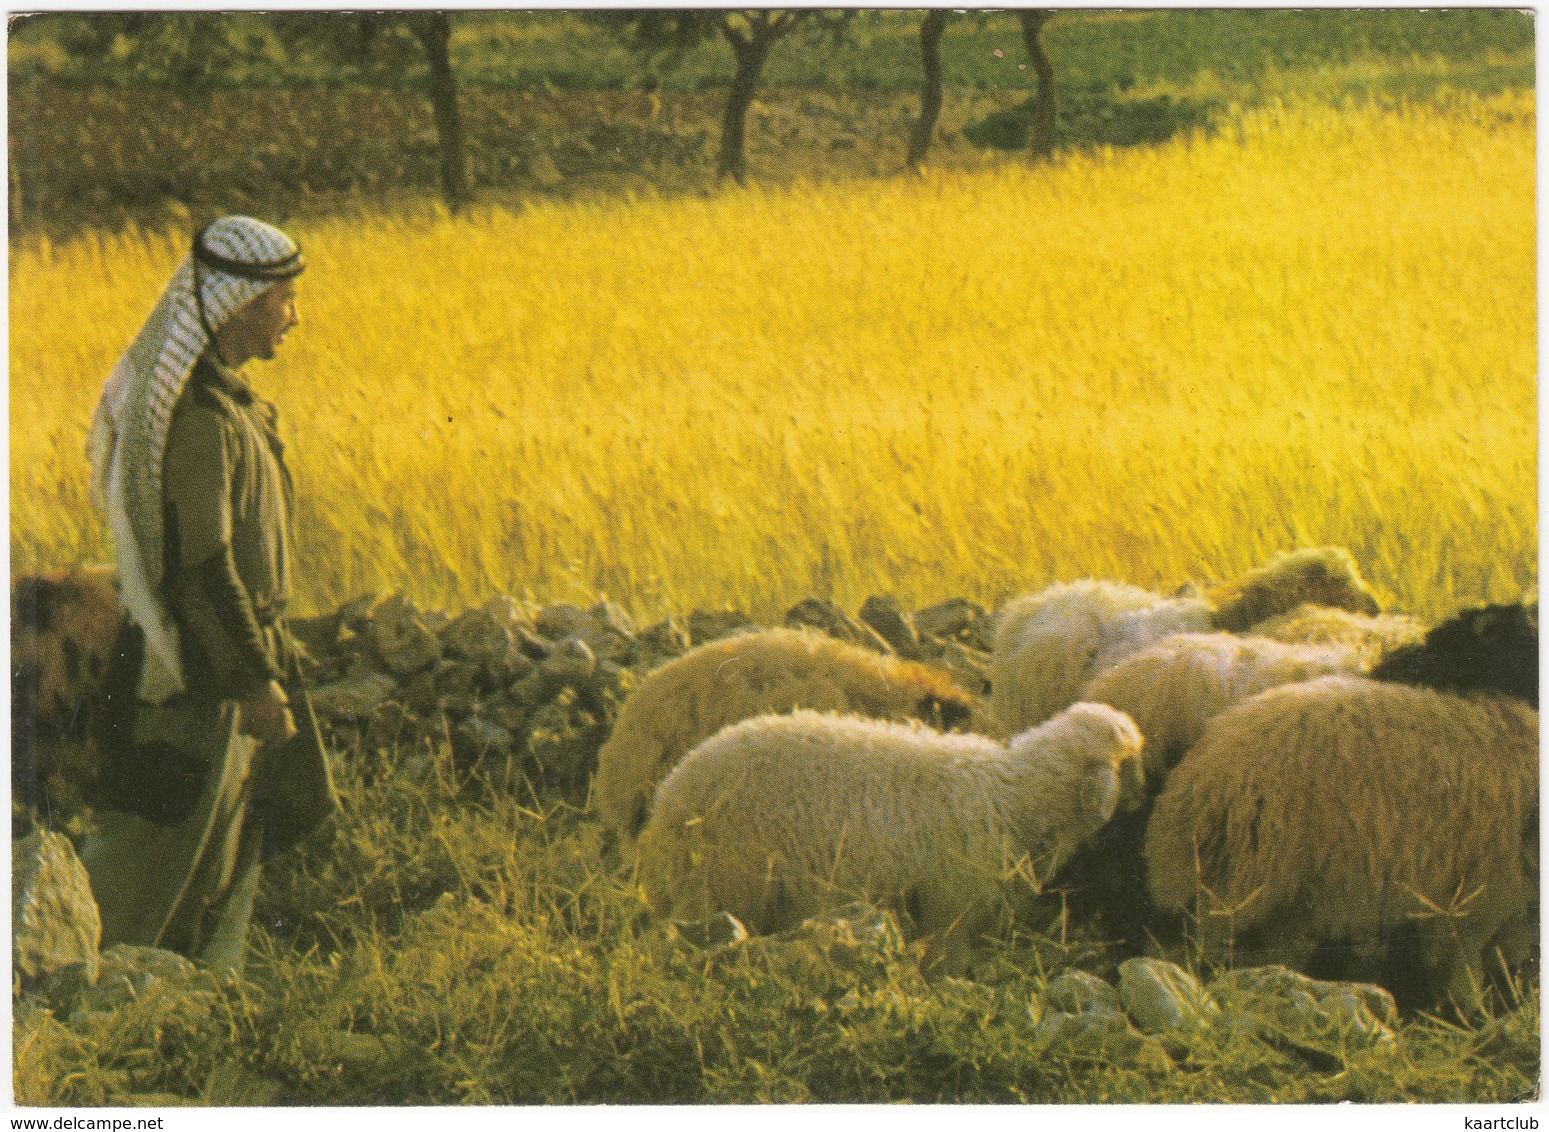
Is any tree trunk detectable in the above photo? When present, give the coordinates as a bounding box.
[1017,10,1057,161]
[717,12,796,185]
[409,12,471,210]
[906,10,949,170]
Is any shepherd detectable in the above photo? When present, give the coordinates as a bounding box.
[82,215,337,972]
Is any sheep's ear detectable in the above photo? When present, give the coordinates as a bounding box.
[1079,762,1123,831]
[1116,752,1147,813]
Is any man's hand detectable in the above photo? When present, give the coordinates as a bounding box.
[238,679,298,745]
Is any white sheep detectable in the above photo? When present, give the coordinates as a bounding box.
[1143,675,1539,1006]
[989,546,1384,738]
[593,627,975,848]
[637,703,1144,972]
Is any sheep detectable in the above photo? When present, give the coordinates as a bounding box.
[637,702,1144,973]
[1368,600,1537,708]
[593,627,976,847]
[989,546,1383,738]
[11,566,127,816]
[1205,546,1381,633]
[1250,603,1427,666]
[989,580,1212,739]
[1054,632,1367,948]
[1143,674,1539,1007]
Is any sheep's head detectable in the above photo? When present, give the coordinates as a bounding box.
[1369,600,1539,707]
[1011,702,1146,840]
[914,689,975,733]
[1209,546,1381,633]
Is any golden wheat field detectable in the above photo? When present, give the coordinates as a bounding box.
[9,93,1537,625]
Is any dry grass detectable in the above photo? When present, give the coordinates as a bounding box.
[10,92,1536,624]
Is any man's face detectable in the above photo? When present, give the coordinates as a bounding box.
[228,278,300,363]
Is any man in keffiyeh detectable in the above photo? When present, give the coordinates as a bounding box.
[82,215,337,972]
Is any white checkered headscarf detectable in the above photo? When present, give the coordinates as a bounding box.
[87,216,304,703]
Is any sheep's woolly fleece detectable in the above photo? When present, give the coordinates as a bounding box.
[1145,675,1538,986]
[1205,546,1382,633]
[1080,632,1365,779]
[638,704,1143,966]
[990,580,1212,738]
[1369,601,1538,708]
[1249,603,1426,666]
[593,627,974,846]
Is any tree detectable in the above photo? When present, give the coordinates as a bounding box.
[1017,11,1058,160]
[268,11,470,210]
[905,10,950,170]
[595,10,818,185]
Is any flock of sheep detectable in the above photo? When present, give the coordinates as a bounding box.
[11,547,1540,1011]
[599,548,1539,1009]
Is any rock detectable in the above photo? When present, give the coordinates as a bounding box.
[432,659,480,700]
[785,598,894,654]
[1118,958,1221,1036]
[285,611,344,657]
[1208,966,1397,1054]
[452,717,516,759]
[524,698,607,799]
[913,597,988,644]
[540,637,597,686]
[534,602,592,642]
[513,624,552,661]
[686,608,756,646]
[589,600,637,638]
[769,902,908,972]
[1030,1003,1173,1072]
[367,596,443,676]
[631,617,693,670]
[337,593,384,631]
[310,672,400,720]
[13,829,101,991]
[479,593,528,626]
[1044,969,1122,1016]
[936,641,993,698]
[59,944,223,1024]
[364,702,419,750]
[672,912,749,951]
[859,595,920,656]
[440,609,516,667]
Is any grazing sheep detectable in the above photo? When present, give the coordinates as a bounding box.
[1057,633,1366,947]
[1205,546,1382,633]
[1250,603,1426,666]
[638,703,1144,972]
[989,547,1382,739]
[1368,601,1538,708]
[12,566,126,814]
[593,627,976,847]
[990,581,1212,738]
[1144,675,1539,1006]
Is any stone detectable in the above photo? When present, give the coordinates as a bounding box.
[589,600,637,638]
[631,617,693,670]
[479,593,528,626]
[859,594,920,656]
[1207,966,1397,1053]
[285,611,344,657]
[432,658,480,700]
[913,597,987,644]
[13,829,101,991]
[1030,1003,1173,1072]
[672,912,749,950]
[936,641,993,698]
[784,598,894,654]
[453,717,516,759]
[367,598,443,676]
[440,608,515,667]
[534,602,592,642]
[1044,969,1122,1016]
[309,672,400,720]
[61,944,223,1023]
[540,636,597,686]
[337,592,384,631]
[1118,957,1221,1036]
[686,608,756,646]
[364,702,419,750]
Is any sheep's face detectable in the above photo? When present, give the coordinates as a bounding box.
[1213,547,1381,631]
[915,691,974,733]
